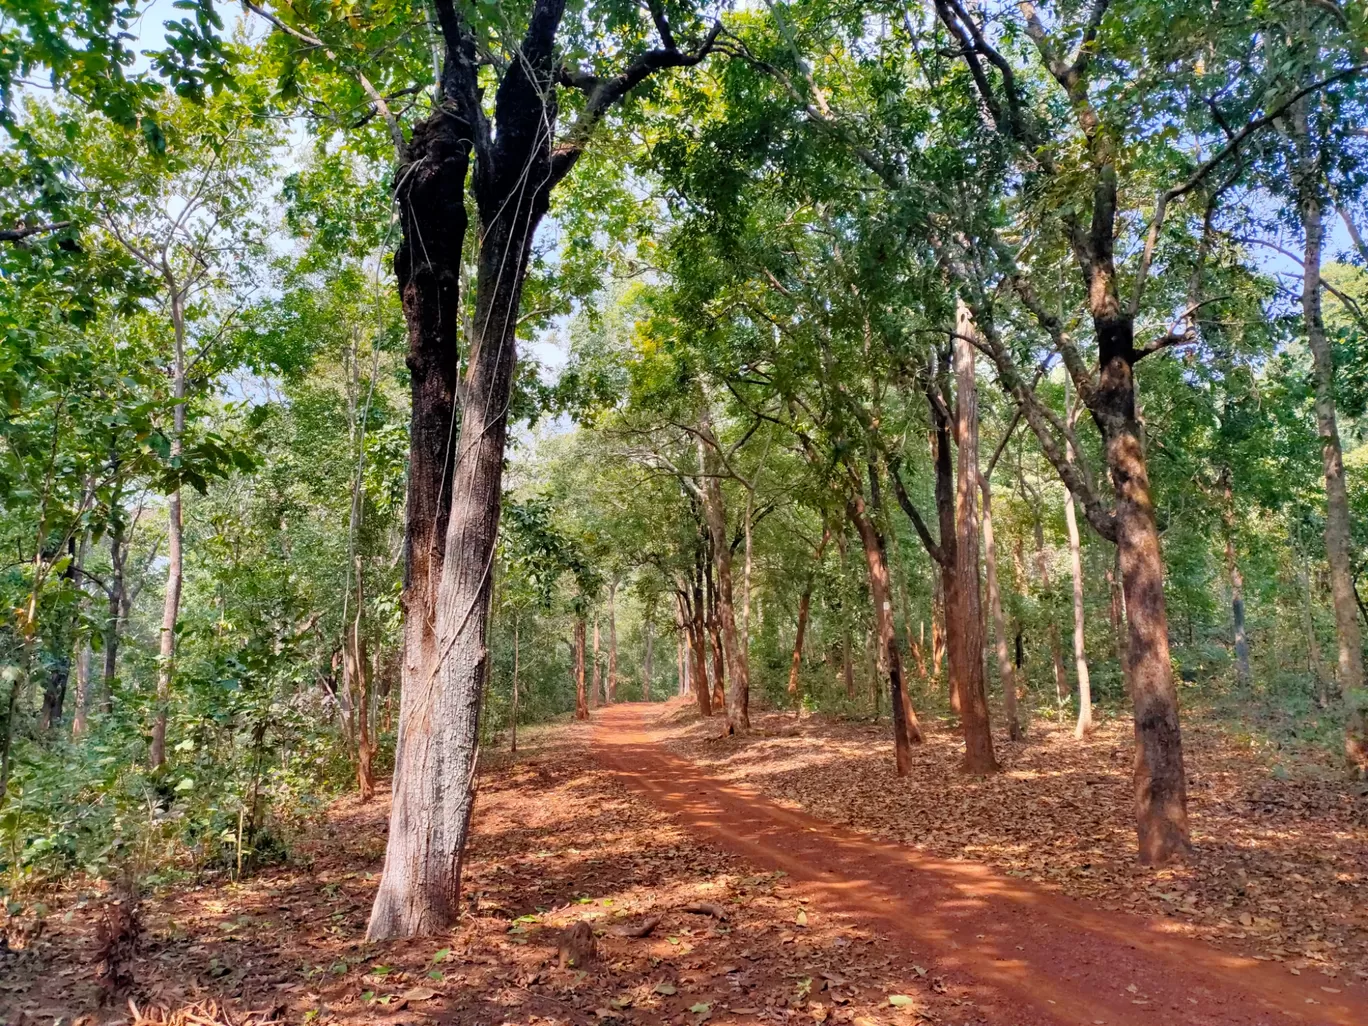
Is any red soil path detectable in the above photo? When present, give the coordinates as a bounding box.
[594,703,1366,1026]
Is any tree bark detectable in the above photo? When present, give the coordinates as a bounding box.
[102,511,127,710]
[980,472,1020,740]
[1064,488,1093,737]
[952,313,998,772]
[787,588,813,711]
[1294,121,1367,769]
[149,286,187,770]
[70,528,93,737]
[592,611,601,708]
[510,617,519,752]
[1031,507,1070,721]
[697,421,749,733]
[848,493,922,775]
[607,580,618,703]
[574,615,589,719]
[643,618,653,701]
[1296,549,1329,707]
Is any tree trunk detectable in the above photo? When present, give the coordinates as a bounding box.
[697,424,750,733]
[1032,510,1070,721]
[930,382,964,718]
[592,612,601,708]
[1094,312,1190,863]
[1220,472,1251,688]
[150,287,187,770]
[787,587,813,711]
[931,580,945,680]
[607,581,618,703]
[1064,487,1093,737]
[70,529,93,737]
[848,494,922,775]
[1295,131,1367,769]
[1297,545,1330,707]
[102,512,127,711]
[574,615,589,719]
[643,618,653,701]
[368,98,547,937]
[980,472,1020,740]
[347,579,374,801]
[510,618,519,753]
[952,314,997,772]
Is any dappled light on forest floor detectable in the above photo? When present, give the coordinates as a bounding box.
[653,700,1368,982]
[3,723,986,1026]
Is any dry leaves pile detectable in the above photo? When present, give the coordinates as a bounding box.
[1,723,971,1026]
[656,701,1368,983]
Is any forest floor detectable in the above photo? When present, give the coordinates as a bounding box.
[0,699,1364,1026]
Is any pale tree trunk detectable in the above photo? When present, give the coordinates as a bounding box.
[150,285,187,770]
[592,612,601,708]
[643,619,653,701]
[1064,490,1092,737]
[607,581,618,703]
[1220,471,1251,687]
[980,472,1019,740]
[951,317,997,772]
[510,617,519,753]
[1031,507,1069,721]
[1294,116,1367,769]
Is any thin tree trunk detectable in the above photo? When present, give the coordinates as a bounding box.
[607,581,618,703]
[574,615,589,719]
[788,588,813,712]
[150,285,188,770]
[643,618,653,701]
[1295,117,1367,769]
[510,617,519,753]
[848,494,922,775]
[102,511,127,711]
[952,313,997,772]
[592,612,601,708]
[70,529,93,737]
[1297,548,1330,707]
[1032,508,1069,721]
[980,472,1020,740]
[1220,471,1251,687]
[1064,489,1093,737]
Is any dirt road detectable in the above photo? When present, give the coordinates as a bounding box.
[594,703,1365,1026]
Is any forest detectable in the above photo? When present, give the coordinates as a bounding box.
[1,0,1367,1023]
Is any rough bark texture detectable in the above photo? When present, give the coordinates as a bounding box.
[952,317,998,773]
[980,472,1020,740]
[1296,143,1367,769]
[1095,313,1190,863]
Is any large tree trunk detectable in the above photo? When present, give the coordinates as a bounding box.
[150,288,188,769]
[980,472,1020,740]
[1064,487,1093,737]
[367,90,546,936]
[952,315,998,772]
[848,493,922,775]
[1094,312,1190,863]
[1296,135,1367,769]
[697,424,750,733]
